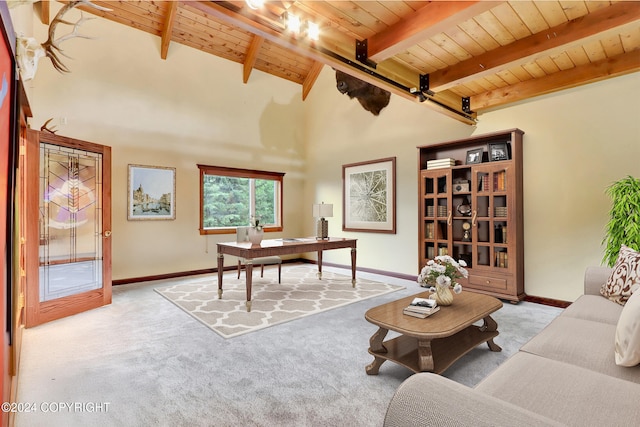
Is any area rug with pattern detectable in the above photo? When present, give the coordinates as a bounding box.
[154,265,404,338]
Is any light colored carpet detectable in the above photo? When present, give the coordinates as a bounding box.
[15,264,564,427]
[154,265,404,338]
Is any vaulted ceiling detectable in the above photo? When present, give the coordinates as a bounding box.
[39,1,640,124]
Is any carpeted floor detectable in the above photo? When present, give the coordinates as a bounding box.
[15,264,564,427]
[155,265,404,338]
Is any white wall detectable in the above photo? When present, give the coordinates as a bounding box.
[13,5,640,301]
[303,67,472,275]
[15,5,306,280]
[473,74,640,301]
[306,67,640,302]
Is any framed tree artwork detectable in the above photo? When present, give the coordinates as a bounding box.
[128,165,176,220]
[342,157,396,233]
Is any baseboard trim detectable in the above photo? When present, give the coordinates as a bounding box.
[523,295,571,308]
[114,260,572,309]
[298,259,418,282]
[113,259,301,285]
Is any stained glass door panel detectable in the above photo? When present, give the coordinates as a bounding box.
[39,143,102,301]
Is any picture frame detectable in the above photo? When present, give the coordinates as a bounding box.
[465,148,483,164]
[488,142,510,162]
[342,157,396,233]
[127,164,176,220]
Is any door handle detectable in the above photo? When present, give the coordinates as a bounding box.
[104,230,112,238]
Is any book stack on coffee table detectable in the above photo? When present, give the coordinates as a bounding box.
[403,297,440,318]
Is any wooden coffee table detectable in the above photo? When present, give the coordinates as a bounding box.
[365,291,503,375]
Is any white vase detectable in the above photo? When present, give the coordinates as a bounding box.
[247,228,263,245]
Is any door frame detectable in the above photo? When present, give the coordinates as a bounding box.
[24,130,112,327]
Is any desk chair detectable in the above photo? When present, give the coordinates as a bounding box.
[236,227,282,283]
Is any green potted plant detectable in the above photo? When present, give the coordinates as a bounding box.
[602,175,640,267]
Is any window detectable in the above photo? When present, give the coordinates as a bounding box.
[198,164,284,235]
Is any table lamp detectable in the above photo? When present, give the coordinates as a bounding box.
[312,202,333,240]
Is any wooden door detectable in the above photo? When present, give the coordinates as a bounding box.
[24,130,111,327]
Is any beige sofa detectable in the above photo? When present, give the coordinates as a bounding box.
[384,266,640,426]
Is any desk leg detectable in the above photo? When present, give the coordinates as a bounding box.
[217,253,224,299]
[317,250,323,280]
[245,260,253,312]
[351,247,357,288]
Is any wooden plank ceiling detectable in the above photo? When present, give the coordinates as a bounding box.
[54,1,640,123]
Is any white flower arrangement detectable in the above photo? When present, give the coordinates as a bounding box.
[417,255,468,294]
[250,216,263,232]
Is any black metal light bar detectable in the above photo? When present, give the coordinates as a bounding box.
[355,39,377,69]
[319,46,476,122]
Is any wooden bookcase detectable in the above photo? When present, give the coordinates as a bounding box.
[417,129,525,302]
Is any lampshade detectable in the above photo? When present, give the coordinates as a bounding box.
[312,203,333,218]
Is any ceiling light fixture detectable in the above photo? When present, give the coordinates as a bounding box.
[307,21,320,41]
[286,13,301,34]
[282,12,320,41]
[245,0,264,10]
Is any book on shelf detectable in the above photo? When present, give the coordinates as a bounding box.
[425,222,434,238]
[493,171,507,191]
[426,158,455,170]
[495,251,508,268]
[403,306,440,318]
[478,174,490,191]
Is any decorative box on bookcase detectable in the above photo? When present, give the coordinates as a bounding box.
[418,129,525,302]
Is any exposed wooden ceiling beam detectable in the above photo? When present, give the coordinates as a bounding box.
[367,1,501,63]
[40,0,50,25]
[188,1,475,124]
[160,1,178,60]
[470,50,640,111]
[430,1,640,92]
[243,35,264,83]
[302,61,323,101]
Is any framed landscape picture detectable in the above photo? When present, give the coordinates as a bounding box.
[342,157,396,233]
[128,164,176,220]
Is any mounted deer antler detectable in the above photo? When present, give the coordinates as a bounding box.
[15,0,111,80]
[40,118,58,134]
[43,0,111,73]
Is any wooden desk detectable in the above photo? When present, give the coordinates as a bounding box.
[217,237,357,311]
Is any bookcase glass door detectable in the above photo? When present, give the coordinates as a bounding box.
[420,169,451,264]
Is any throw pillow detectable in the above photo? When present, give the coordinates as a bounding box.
[615,288,640,366]
[600,245,640,306]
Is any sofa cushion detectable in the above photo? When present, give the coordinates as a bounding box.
[615,289,640,366]
[520,316,640,383]
[476,352,640,427]
[384,373,563,427]
[601,245,640,305]
[561,294,623,325]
